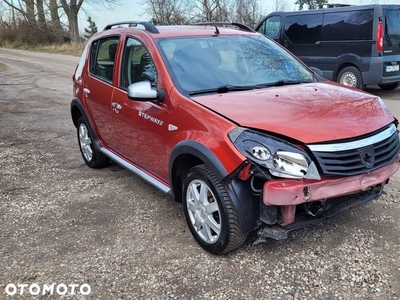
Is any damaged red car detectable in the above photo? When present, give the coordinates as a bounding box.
[70,22,400,254]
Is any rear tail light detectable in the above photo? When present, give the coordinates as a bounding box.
[377,23,383,51]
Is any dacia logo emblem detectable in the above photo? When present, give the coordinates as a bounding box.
[358,146,375,168]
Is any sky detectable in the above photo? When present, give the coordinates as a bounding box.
[80,0,399,33]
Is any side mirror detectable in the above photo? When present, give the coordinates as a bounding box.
[310,67,323,77]
[127,81,164,102]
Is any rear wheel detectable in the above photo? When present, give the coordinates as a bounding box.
[182,164,247,255]
[378,82,399,90]
[337,66,363,89]
[77,116,109,168]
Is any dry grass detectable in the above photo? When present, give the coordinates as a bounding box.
[1,42,86,56]
[35,43,86,56]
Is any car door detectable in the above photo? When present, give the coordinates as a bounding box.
[108,36,169,180]
[83,36,120,146]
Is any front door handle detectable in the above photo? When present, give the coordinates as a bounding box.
[112,102,122,110]
[83,88,90,94]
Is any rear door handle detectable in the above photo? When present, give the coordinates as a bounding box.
[112,102,122,110]
[83,88,90,94]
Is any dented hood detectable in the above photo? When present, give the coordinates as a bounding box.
[191,82,395,144]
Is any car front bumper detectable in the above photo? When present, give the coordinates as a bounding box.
[262,155,400,226]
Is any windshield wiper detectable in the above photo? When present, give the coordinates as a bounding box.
[189,81,311,95]
[189,85,256,96]
[385,15,393,46]
[256,80,309,88]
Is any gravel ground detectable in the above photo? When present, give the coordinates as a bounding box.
[0,48,400,299]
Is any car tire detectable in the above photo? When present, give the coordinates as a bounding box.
[337,66,363,89]
[378,82,399,91]
[77,116,109,168]
[182,164,247,255]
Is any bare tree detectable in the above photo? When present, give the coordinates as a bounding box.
[36,0,46,29]
[295,0,327,10]
[24,0,36,24]
[142,0,268,26]
[272,0,290,11]
[142,0,187,25]
[48,0,63,41]
[186,0,231,22]
[59,0,84,42]
[3,0,36,24]
[60,0,121,43]
[234,0,263,27]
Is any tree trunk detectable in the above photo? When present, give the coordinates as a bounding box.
[36,0,47,31]
[23,0,35,24]
[67,14,80,43]
[60,0,84,43]
[49,0,64,42]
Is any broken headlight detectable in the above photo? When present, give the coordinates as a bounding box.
[229,128,320,180]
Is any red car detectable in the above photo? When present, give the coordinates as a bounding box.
[71,21,400,254]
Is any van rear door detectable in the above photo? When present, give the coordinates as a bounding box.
[382,7,400,76]
[383,7,400,56]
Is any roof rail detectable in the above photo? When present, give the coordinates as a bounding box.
[193,22,255,32]
[103,21,159,34]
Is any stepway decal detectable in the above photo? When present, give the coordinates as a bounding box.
[138,111,163,126]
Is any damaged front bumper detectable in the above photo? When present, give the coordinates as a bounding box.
[257,156,400,241]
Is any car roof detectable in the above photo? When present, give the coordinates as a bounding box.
[154,26,258,38]
[95,22,258,39]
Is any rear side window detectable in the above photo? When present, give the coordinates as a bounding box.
[285,14,322,44]
[89,36,119,82]
[322,10,373,41]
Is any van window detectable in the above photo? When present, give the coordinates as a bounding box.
[322,10,373,41]
[285,14,322,44]
[385,9,400,39]
[258,16,281,39]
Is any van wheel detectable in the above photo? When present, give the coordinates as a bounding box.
[337,67,363,89]
[77,116,109,168]
[378,83,399,90]
[182,165,247,255]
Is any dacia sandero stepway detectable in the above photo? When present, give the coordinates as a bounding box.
[71,22,400,254]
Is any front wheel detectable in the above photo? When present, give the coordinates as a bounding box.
[378,82,399,90]
[182,165,247,255]
[337,66,363,89]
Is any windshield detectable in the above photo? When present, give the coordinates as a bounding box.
[156,35,315,94]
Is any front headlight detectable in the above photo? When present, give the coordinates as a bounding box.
[229,128,320,180]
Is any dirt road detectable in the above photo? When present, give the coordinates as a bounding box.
[1,48,399,299]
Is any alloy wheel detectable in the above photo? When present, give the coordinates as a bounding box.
[186,179,221,244]
[79,123,93,162]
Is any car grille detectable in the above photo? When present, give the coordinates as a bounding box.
[309,126,400,176]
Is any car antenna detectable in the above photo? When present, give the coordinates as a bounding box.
[214,24,220,35]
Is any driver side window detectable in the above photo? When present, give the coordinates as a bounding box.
[259,16,281,39]
[120,37,157,89]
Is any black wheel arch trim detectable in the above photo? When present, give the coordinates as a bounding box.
[169,140,228,183]
[70,98,102,151]
[169,140,258,233]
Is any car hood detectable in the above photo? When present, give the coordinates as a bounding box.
[191,82,395,144]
